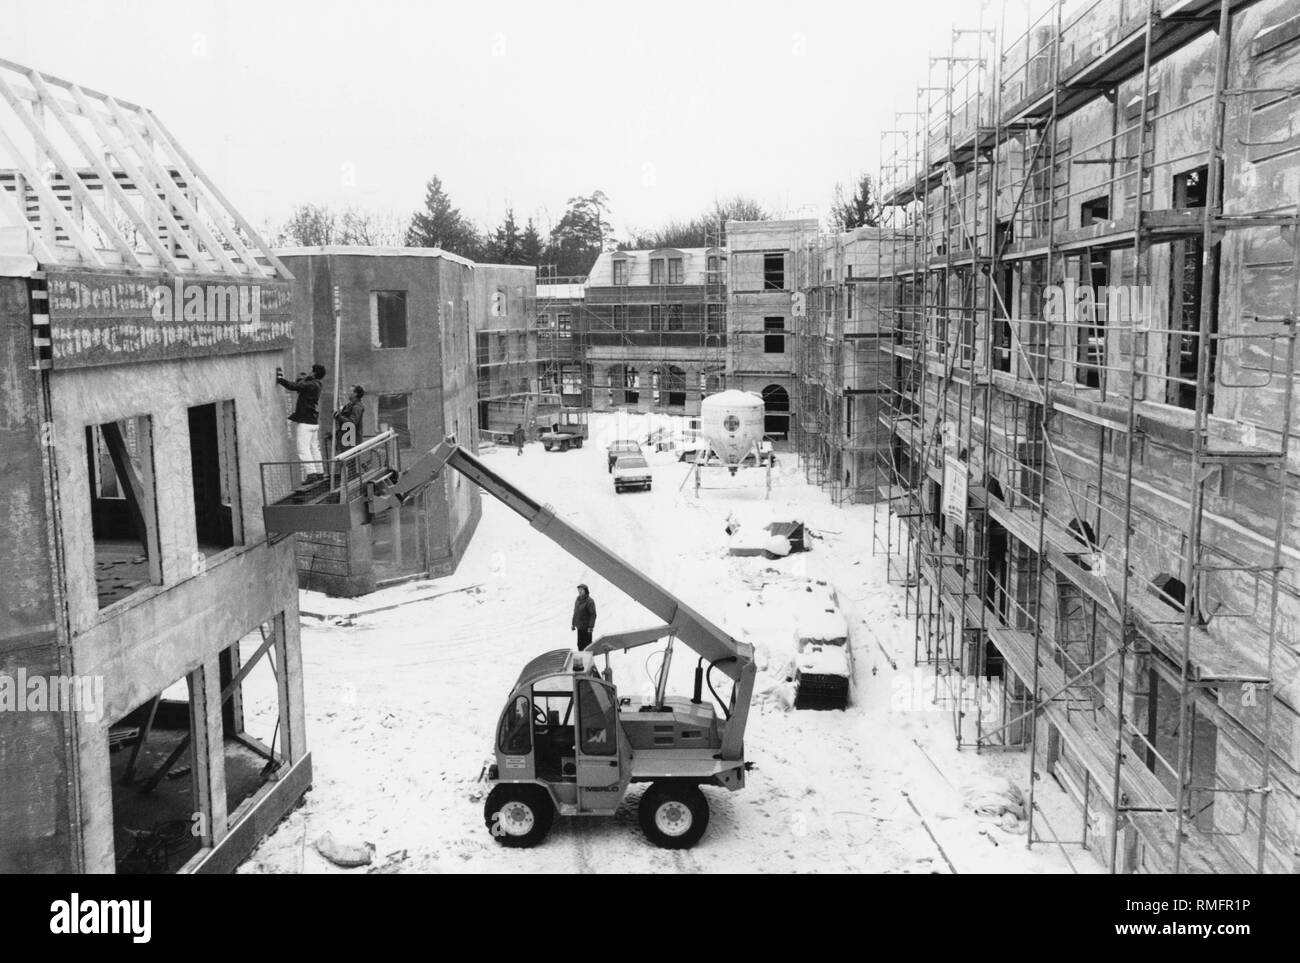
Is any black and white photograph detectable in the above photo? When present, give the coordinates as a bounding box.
[0,0,1295,922]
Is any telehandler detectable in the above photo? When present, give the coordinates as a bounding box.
[372,438,756,849]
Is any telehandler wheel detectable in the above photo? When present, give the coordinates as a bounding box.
[638,781,709,849]
[484,785,554,848]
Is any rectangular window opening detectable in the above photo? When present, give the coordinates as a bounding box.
[87,416,161,609]
[763,253,785,291]
[372,291,408,349]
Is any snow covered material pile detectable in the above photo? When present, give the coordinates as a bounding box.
[964,776,1028,833]
[726,573,854,710]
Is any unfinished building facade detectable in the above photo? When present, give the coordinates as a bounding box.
[274,247,493,594]
[727,219,819,441]
[870,0,1299,873]
[0,61,310,872]
[795,226,896,503]
[536,275,588,413]
[581,246,728,417]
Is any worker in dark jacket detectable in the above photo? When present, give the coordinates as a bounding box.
[277,363,325,478]
[572,584,597,652]
[334,385,366,453]
[512,423,526,456]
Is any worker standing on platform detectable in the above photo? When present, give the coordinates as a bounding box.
[334,385,366,453]
[277,363,325,479]
[513,423,526,456]
[572,584,597,651]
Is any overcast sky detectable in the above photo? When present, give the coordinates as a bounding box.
[4,0,987,239]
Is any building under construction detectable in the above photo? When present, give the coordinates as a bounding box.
[0,58,310,872]
[849,0,1300,873]
[794,225,898,503]
[578,244,728,417]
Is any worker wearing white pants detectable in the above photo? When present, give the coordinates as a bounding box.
[293,421,323,474]
[276,363,326,480]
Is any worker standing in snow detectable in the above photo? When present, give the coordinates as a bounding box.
[572,584,597,651]
[513,423,526,456]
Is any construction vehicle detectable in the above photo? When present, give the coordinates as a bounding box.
[265,433,756,849]
[537,402,589,451]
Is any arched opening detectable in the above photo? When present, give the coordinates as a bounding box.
[607,365,640,406]
[984,473,1005,503]
[984,511,1009,618]
[664,366,687,408]
[1067,518,1098,571]
[761,384,790,439]
[604,365,621,406]
[1141,571,1218,826]
[1150,573,1187,613]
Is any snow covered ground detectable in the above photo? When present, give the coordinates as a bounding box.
[239,413,1100,874]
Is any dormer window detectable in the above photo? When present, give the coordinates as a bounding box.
[668,257,684,284]
[613,259,628,285]
[650,258,665,284]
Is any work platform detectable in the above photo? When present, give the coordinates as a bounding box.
[261,431,400,534]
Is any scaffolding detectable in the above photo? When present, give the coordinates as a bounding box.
[794,228,896,503]
[868,0,1299,874]
[475,283,541,437]
[540,235,729,419]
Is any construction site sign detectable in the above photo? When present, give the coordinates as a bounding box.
[942,455,967,529]
[45,270,293,369]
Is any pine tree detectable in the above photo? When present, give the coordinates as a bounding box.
[488,208,523,263]
[405,176,482,259]
[519,218,544,267]
[830,174,882,231]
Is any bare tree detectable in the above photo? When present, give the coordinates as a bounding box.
[278,203,338,246]
[339,207,404,246]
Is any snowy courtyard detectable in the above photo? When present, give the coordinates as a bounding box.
[239,415,1098,874]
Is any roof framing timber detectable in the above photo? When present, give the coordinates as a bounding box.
[0,56,289,280]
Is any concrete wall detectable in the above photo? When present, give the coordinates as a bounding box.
[279,251,483,589]
[434,257,482,577]
[2,264,311,872]
[0,275,74,872]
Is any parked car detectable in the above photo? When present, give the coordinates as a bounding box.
[607,439,641,472]
[612,455,653,493]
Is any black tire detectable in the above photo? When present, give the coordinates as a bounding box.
[484,784,554,848]
[638,781,709,849]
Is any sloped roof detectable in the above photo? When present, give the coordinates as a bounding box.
[0,58,289,280]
